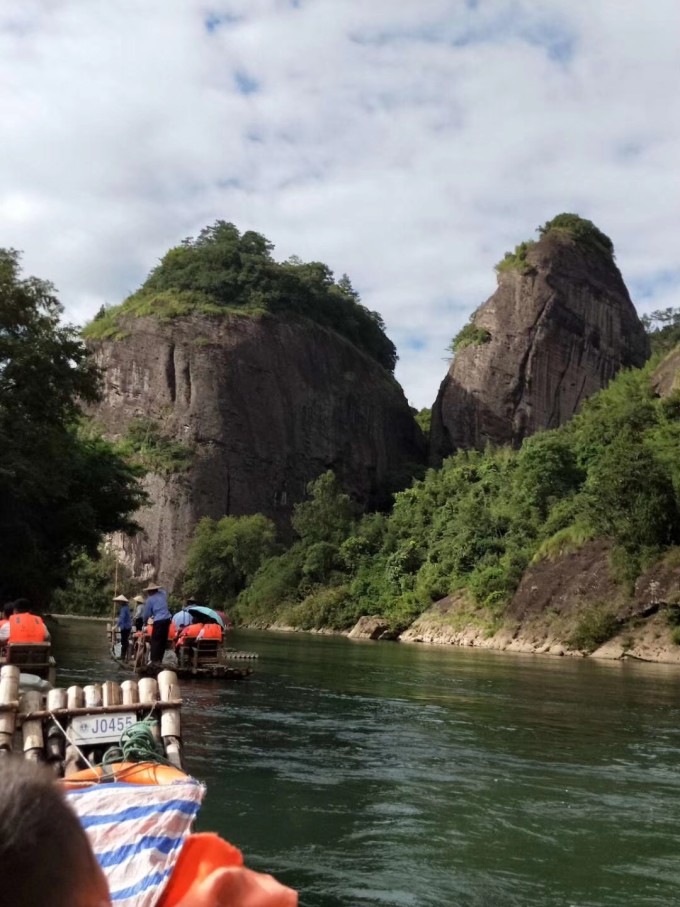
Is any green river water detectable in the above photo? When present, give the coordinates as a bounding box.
[54,620,680,907]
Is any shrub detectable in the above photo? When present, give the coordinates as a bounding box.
[116,418,193,475]
[567,606,619,653]
[280,585,359,631]
[538,213,614,258]
[532,524,595,563]
[449,323,491,354]
[495,240,536,274]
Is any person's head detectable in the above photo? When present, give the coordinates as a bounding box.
[0,759,111,907]
[143,583,160,597]
[2,602,14,620]
[113,594,128,610]
[12,598,30,615]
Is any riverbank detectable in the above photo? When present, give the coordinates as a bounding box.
[244,540,680,665]
[49,613,109,621]
[378,540,680,664]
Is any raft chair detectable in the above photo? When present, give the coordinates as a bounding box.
[5,641,54,680]
[176,627,222,671]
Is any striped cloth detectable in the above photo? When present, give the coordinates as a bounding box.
[67,780,205,907]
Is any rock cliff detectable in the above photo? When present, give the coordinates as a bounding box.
[89,312,425,588]
[430,221,649,461]
[652,346,680,398]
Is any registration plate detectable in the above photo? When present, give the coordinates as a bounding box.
[69,712,137,745]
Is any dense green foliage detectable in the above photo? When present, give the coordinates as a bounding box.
[183,514,278,608]
[495,240,536,274]
[642,307,680,356]
[566,605,619,653]
[537,213,614,258]
[225,357,680,632]
[414,408,431,436]
[0,250,145,606]
[116,417,193,475]
[51,549,132,616]
[495,213,615,273]
[449,322,491,353]
[83,221,397,372]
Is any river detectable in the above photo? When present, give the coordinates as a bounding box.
[54,620,680,907]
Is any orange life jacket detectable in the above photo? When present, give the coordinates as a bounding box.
[168,622,178,641]
[157,833,297,907]
[199,624,222,642]
[177,623,204,645]
[9,613,47,643]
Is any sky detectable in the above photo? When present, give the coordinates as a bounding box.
[0,1,678,408]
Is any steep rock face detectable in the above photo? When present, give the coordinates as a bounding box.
[651,346,680,398]
[89,313,424,588]
[431,232,649,461]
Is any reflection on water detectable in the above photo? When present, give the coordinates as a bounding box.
[54,621,680,907]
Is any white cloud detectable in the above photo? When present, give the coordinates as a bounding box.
[0,0,678,407]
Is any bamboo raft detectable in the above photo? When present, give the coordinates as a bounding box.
[0,665,184,774]
[138,660,254,681]
[107,623,258,680]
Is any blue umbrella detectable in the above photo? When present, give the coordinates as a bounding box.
[186,605,226,628]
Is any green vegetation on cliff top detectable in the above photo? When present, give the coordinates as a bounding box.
[185,351,680,633]
[83,221,398,373]
[495,213,615,274]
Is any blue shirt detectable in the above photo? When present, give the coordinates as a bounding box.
[117,604,132,630]
[172,608,193,629]
[143,590,171,622]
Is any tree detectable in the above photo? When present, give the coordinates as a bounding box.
[0,249,145,604]
[291,471,356,545]
[183,514,278,608]
[583,428,680,554]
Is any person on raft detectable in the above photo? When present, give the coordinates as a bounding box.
[142,581,172,665]
[0,598,50,648]
[132,594,146,631]
[114,594,132,660]
[0,759,111,907]
[172,597,195,631]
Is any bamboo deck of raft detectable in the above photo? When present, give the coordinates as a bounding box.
[0,665,184,773]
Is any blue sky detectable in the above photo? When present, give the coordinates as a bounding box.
[0,0,678,407]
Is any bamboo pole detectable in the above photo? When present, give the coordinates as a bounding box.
[19,700,183,721]
[103,681,121,707]
[157,670,182,769]
[121,680,139,705]
[138,676,161,746]
[138,677,159,705]
[20,691,44,762]
[46,688,68,762]
[67,686,85,710]
[65,686,84,775]
[0,665,20,752]
[83,684,103,708]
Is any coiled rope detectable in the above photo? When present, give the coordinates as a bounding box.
[102,718,172,768]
